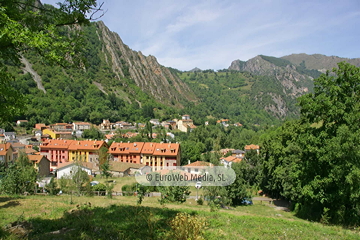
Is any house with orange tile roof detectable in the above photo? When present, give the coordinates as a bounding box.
[68,140,108,163]
[108,142,181,171]
[34,123,47,130]
[244,144,260,154]
[151,142,180,171]
[40,139,75,168]
[220,156,242,168]
[28,155,50,177]
[217,119,230,127]
[233,122,243,127]
[0,143,16,164]
[108,142,145,164]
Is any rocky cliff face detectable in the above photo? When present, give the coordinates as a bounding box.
[229,55,312,118]
[95,21,196,106]
[282,53,360,73]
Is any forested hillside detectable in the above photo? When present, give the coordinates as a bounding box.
[8,22,192,126]
[8,18,360,128]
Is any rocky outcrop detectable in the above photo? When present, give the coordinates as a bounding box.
[229,55,313,118]
[21,56,46,94]
[94,21,196,107]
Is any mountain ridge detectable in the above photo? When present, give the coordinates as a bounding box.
[10,19,360,127]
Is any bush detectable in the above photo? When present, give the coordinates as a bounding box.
[45,178,59,195]
[121,183,137,196]
[197,198,204,205]
[167,212,207,240]
[92,183,106,191]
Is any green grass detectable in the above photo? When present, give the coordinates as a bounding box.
[0,195,359,239]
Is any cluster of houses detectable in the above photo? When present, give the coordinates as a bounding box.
[101,114,197,133]
[29,114,198,142]
[219,144,260,168]
[0,114,254,187]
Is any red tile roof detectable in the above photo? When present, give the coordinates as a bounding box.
[152,142,180,156]
[40,139,75,149]
[108,142,144,154]
[244,144,260,150]
[183,161,211,167]
[0,143,12,156]
[28,155,49,164]
[68,140,107,151]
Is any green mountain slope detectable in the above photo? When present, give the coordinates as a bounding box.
[9,22,196,126]
[9,20,360,128]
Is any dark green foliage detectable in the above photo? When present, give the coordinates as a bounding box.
[177,124,262,164]
[45,177,59,195]
[0,0,100,124]
[121,183,137,196]
[203,186,229,211]
[296,60,322,79]
[158,186,191,205]
[225,162,252,206]
[82,127,104,140]
[178,70,283,126]
[92,183,106,191]
[0,153,37,194]
[260,63,360,225]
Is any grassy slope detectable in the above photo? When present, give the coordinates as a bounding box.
[0,194,359,239]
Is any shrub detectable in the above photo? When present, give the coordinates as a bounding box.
[197,198,204,205]
[121,183,137,196]
[167,212,207,240]
[92,183,106,191]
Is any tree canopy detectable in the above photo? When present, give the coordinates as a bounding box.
[261,62,360,225]
[0,0,103,124]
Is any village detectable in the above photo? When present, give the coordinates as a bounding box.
[0,115,258,189]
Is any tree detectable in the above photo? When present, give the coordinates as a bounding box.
[295,62,360,224]
[96,146,111,178]
[260,63,360,225]
[0,152,37,194]
[158,186,191,205]
[82,126,104,139]
[0,0,104,124]
[225,162,252,206]
[202,186,229,212]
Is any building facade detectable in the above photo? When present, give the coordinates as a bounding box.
[108,142,181,171]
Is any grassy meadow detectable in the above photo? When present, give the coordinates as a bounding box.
[0,177,359,239]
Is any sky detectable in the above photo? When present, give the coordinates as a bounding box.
[42,0,360,71]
